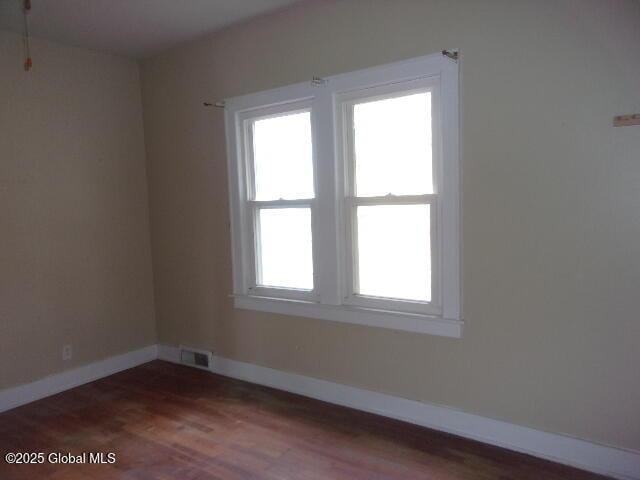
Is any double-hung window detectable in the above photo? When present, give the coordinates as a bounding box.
[225,52,461,337]
[241,103,316,298]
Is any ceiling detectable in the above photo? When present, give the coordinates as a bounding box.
[0,0,303,58]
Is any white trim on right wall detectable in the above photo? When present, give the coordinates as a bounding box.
[158,344,640,480]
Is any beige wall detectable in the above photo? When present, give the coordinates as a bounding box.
[0,31,156,389]
[141,0,640,451]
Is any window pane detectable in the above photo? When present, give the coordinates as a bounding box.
[253,112,314,200]
[353,92,432,196]
[257,208,313,289]
[356,204,430,301]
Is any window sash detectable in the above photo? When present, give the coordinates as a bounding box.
[248,202,317,301]
[342,85,438,199]
[342,196,440,315]
[243,104,315,203]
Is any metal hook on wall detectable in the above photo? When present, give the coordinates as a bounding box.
[204,101,226,108]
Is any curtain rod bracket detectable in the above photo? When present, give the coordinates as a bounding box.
[311,76,328,87]
[204,101,226,108]
[441,49,459,62]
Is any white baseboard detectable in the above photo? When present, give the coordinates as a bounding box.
[0,345,158,413]
[158,344,640,480]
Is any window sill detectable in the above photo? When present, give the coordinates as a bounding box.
[232,295,462,338]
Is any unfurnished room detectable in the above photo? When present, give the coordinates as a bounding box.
[0,1,639,479]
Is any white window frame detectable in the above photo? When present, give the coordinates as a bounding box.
[237,100,318,302]
[338,78,441,316]
[225,51,461,338]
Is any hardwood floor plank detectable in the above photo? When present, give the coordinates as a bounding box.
[0,361,612,479]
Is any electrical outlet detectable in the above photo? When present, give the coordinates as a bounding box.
[62,344,72,361]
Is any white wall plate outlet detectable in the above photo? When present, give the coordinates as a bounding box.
[62,344,72,361]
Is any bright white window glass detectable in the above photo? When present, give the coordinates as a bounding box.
[353,93,432,196]
[356,204,431,301]
[252,112,314,200]
[257,208,313,290]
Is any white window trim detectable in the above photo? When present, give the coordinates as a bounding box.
[337,77,441,317]
[225,51,462,338]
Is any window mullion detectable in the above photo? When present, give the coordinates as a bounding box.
[312,89,341,305]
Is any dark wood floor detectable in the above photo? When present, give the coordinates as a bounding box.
[0,361,610,480]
